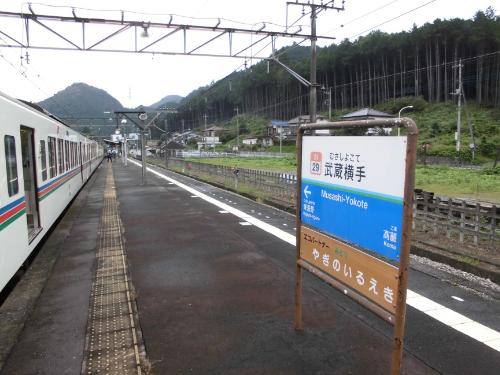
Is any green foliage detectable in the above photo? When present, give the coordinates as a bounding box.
[482,166,500,175]
[186,157,296,172]
[415,165,500,202]
[169,9,500,133]
[376,96,428,114]
[39,82,124,119]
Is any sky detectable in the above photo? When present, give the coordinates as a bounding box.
[0,0,495,108]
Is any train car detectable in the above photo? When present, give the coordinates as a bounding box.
[0,90,103,293]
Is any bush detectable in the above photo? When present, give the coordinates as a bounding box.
[478,140,497,157]
[482,166,500,175]
[425,147,474,162]
[376,96,428,114]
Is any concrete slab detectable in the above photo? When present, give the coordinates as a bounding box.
[112,163,436,374]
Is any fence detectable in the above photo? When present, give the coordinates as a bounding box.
[149,157,499,248]
[161,157,297,208]
[176,150,295,158]
[413,191,499,246]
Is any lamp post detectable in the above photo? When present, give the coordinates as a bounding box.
[139,112,148,185]
[120,119,127,166]
[397,105,414,136]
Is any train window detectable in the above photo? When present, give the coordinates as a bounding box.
[4,135,19,196]
[57,139,64,174]
[40,140,47,181]
[64,141,68,171]
[48,137,57,177]
[73,142,77,167]
[71,142,75,168]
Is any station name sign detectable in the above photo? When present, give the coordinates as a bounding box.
[295,120,417,375]
[301,136,408,263]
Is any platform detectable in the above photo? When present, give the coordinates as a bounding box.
[1,160,499,374]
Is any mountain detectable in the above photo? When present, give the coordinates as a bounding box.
[149,94,183,109]
[38,82,124,121]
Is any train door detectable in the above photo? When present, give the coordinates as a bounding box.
[20,126,41,240]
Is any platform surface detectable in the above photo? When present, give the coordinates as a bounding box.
[1,160,499,374]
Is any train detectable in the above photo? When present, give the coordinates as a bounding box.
[0,90,103,294]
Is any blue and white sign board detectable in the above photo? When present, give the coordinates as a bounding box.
[301,136,407,262]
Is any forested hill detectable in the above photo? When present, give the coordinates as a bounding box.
[171,8,499,128]
[38,82,124,122]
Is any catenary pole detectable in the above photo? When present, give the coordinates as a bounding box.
[309,5,317,124]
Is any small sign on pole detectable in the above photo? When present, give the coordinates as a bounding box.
[295,118,418,375]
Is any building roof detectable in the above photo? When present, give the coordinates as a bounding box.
[341,108,393,120]
[269,120,289,126]
[162,140,185,150]
[288,114,327,125]
[202,126,225,132]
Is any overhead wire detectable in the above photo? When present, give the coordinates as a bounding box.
[348,0,438,39]
[325,0,401,33]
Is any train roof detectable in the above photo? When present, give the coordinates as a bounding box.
[0,90,70,129]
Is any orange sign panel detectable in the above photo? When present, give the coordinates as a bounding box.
[300,226,399,314]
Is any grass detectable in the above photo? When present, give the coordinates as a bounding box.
[185,156,297,173]
[415,165,500,202]
[183,157,500,203]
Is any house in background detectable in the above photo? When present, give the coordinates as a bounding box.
[198,126,224,150]
[242,136,274,147]
[267,115,328,140]
[341,108,394,135]
[340,108,393,121]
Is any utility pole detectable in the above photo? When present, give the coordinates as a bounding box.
[279,124,283,156]
[204,113,208,152]
[286,1,344,124]
[164,115,168,169]
[309,5,318,124]
[235,107,240,151]
[455,59,463,152]
[139,114,148,185]
[328,87,332,120]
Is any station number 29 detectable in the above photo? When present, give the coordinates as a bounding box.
[310,152,322,175]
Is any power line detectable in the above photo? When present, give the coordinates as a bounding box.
[326,0,401,33]
[348,0,437,39]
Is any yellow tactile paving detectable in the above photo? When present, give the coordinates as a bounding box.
[81,166,145,375]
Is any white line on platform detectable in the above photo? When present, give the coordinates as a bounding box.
[239,222,252,226]
[129,159,500,353]
[219,210,229,214]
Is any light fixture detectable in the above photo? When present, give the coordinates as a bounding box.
[141,24,149,38]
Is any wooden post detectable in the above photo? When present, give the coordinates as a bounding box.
[391,121,418,375]
[460,201,466,243]
[447,199,453,239]
[294,128,304,331]
[491,205,497,244]
[474,203,480,246]
[434,197,440,235]
[422,192,429,231]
